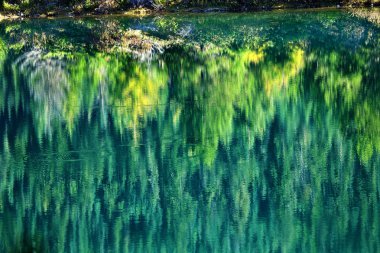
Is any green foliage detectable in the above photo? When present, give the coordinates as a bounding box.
[0,0,376,12]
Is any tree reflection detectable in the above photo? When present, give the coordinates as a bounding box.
[0,10,380,253]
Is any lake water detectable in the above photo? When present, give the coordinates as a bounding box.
[0,9,379,253]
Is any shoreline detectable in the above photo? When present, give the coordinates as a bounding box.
[0,4,379,21]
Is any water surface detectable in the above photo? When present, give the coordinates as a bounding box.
[0,9,380,253]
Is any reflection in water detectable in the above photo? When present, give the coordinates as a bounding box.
[0,9,380,253]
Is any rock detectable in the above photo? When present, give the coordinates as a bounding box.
[95,7,107,14]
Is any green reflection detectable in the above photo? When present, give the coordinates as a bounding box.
[0,9,380,253]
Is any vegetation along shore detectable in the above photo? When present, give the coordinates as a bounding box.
[0,0,379,19]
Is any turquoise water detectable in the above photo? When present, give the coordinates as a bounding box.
[0,9,380,252]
